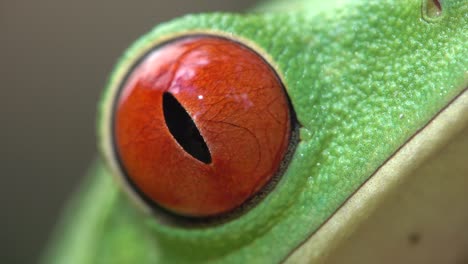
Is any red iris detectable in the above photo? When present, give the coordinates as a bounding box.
[114,36,291,217]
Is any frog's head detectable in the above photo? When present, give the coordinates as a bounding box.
[358,0,468,99]
[94,0,467,262]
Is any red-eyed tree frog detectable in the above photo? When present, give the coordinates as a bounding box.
[43,0,467,263]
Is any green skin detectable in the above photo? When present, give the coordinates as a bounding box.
[44,0,467,263]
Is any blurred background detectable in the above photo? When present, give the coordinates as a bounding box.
[1,1,256,262]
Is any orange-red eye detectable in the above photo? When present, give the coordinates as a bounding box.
[114,36,291,217]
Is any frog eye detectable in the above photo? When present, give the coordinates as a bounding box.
[423,0,443,20]
[112,36,292,217]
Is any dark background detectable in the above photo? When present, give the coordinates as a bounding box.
[1,1,255,263]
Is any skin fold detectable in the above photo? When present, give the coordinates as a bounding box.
[43,0,467,263]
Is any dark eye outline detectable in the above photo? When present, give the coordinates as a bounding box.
[99,32,299,227]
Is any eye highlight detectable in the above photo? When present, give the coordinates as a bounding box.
[113,36,292,217]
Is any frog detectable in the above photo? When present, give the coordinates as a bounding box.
[42,0,468,263]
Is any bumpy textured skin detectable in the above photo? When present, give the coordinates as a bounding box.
[44,0,467,263]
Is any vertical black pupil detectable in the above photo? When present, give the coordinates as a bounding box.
[162,92,212,164]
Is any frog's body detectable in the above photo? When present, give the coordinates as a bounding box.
[43,0,467,263]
